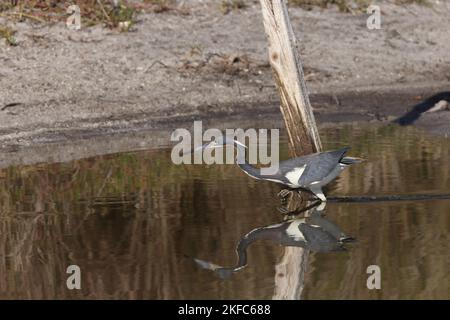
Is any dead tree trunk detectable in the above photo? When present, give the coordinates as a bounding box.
[259,0,322,299]
[259,0,321,157]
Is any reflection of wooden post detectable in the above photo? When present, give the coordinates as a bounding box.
[259,0,322,299]
[273,236,310,300]
[273,195,311,300]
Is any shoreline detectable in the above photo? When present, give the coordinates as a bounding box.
[0,84,449,170]
[0,82,448,148]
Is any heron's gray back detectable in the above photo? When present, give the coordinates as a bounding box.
[308,213,347,240]
[278,147,349,186]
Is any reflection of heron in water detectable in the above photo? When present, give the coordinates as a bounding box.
[193,202,355,279]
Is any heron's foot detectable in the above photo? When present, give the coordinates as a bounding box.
[277,189,293,201]
[315,201,327,211]
[313,195,327,202]
[310,189,327,202]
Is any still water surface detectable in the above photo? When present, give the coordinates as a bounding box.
[0,123,448,299]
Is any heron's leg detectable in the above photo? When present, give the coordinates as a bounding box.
[310,187,326,202]
[278,200,321,216]
[315,201,327,212]
[277,205,307,217]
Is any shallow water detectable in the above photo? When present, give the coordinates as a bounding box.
[0,123,448,299]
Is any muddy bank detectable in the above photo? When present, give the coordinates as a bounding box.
[0,87,448,170]
[0,1,449,158]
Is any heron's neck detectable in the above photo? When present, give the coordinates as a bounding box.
[235,144,261,178]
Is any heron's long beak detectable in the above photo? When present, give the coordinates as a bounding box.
[185,139,247,156]
[187,141,219,155]
[233,140,247,149]
[209,139,248,149]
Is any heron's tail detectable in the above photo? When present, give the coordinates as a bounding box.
[340,157,364,165]
[340,236,357,243]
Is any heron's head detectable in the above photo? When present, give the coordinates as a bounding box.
[193,136,247,153]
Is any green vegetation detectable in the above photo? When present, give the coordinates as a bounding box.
[0,1,179,30]
[0,0,431,34]
[0,2,15,13]
[109,4,136,31]
[0,25,17,46]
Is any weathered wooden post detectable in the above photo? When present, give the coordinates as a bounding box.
[259,0,322,299]
[259,0,322,156]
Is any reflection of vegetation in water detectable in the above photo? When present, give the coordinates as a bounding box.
[0,147,283,299]
[0,124,448,299]
[303,200,449,299]
[306,125,449,300]
[323,124,450,196]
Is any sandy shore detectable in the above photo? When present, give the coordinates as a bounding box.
[0,0,449,153]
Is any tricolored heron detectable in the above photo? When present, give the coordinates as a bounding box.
[195,136,363,202]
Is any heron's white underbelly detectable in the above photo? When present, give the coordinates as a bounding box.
[285,165,306,187]
[286,220,306,241]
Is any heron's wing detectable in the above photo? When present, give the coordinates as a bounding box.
[298,224,345,252]
[303,147,350,185]
[277,147,349,185]
[308,212,347,240]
